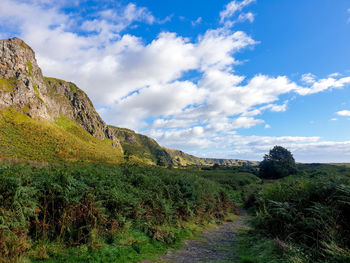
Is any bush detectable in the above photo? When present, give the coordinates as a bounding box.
[259,146,297,179]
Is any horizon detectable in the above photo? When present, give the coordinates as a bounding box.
[1,0,350,162]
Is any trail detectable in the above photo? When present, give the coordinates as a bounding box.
[143,211,248,263]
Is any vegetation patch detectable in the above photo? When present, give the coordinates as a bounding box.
[68,82,78,92]
[20,42,33,52]
[33,84,44,103]
[0,77,18,92]
[27,61,33,76]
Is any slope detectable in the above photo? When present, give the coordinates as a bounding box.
[0,108,124,163]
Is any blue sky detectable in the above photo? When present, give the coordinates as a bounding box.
[0,0,350,162]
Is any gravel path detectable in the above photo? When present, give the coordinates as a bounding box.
[143,211,248,263]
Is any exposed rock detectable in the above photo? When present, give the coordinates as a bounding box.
[0,37,50,119]
[44,77,117,141]
[0,37,120,146]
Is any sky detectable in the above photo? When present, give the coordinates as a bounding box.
[0,0,350,162]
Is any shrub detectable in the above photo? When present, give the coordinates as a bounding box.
[259,146,297,179]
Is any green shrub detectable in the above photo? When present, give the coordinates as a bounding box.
[259,146,297,179]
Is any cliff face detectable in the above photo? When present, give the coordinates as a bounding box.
[0,37,116,142]
[0,38,51,119]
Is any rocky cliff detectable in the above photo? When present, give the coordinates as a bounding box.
[0,37,117,143]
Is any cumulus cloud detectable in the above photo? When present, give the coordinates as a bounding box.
[337,110,350,117]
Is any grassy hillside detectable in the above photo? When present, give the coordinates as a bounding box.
[110,126,173,166]
[110,126,256,167]
[164,148,206,166]
[0,108,124,164]
[165,148,259,167]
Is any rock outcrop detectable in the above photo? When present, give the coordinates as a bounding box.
[0,37,117,143]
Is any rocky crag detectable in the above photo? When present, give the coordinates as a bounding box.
[0,37,116,143]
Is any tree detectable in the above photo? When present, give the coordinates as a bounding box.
[259,146,297,179]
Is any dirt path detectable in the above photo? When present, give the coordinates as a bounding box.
[144,211,248,263]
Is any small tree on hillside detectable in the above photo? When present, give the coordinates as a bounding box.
[259,146,297,179]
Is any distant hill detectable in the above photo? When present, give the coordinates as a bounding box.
[0,37,254,166]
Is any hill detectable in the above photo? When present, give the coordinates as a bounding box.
[0,37,252,166]
[0,37,123,163]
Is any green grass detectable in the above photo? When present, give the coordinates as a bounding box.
[20,42,33,52]
[0,77,18,92]
[27,61,33,76]
[33,83,44,103]
[235,231,287,263]
[69,82,78,92]
[0,108,124,164]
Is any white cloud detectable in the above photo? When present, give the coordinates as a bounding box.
[337,110,350,117]
[237,12,255,23]
[231,116,264,129]
[296,76,350,95]
[109,80,206,128]
[328,72,341,78]
[191,17,202,26]
[220,0,255,24]
[264,124,271,129]
[260,103,288,112]
[301,73,316,84]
